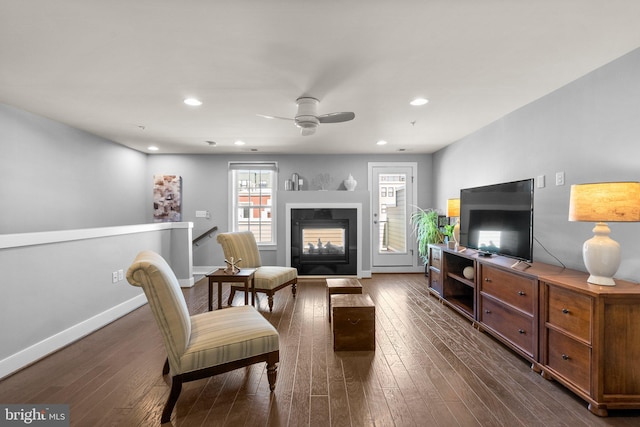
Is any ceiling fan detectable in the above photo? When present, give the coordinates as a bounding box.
[259,97,355,136]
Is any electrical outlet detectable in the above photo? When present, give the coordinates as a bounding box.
[555,171,565,186]
[112,271,118,283]
[118,269,124,281]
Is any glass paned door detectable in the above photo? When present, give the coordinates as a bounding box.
[371,164,415,267]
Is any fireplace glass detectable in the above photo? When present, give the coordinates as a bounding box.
[302,227,345,256]
[299,220,348,264]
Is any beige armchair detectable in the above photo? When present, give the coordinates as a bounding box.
[126,250,279,424]
[217,231,297,312]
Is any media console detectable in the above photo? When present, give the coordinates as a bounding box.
[427,244,640,416]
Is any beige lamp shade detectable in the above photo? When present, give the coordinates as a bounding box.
[568,182,640,222]
[568,181,640,286]
[447,198,460,217]
[447,198,461,249]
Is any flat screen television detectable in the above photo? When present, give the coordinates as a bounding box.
[459,178,534,262]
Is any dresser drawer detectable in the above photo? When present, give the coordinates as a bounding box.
[547,329,591,393]
[430,246,442,270]
[429,267,443,296]
[480,265,536,315]
[546,285,592,343]
[480,296,535,357]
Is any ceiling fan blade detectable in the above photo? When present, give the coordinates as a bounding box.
[256,114,294,121]
[318,112,355,123]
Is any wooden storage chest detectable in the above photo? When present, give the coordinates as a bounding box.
[331,294,375,351]
[326,278,363,321]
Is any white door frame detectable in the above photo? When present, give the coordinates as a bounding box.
[368,162,422,273]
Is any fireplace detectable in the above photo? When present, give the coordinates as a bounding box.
[291,208,357,275]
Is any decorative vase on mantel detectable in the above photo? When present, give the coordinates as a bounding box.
[344,174,357,191]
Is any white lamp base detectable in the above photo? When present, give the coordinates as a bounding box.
[453,219,460,247]
[583,222,620,286]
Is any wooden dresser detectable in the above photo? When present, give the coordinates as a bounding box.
[427,244,640,416]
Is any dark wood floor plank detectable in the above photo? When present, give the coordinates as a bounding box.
[344,353,394,427]
[311,285,329,397]
[326,354,354,427]
[309,395,330,427]
[373,277,509,426]
[1,274,639,426]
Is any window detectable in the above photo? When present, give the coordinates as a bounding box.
[229,162,277,244]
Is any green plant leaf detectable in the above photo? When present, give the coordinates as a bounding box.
[409,206,444,264]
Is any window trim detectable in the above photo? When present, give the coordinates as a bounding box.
[228,161,278,246]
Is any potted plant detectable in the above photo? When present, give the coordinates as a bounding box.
[409,207,444,267]
[442,224,455,249]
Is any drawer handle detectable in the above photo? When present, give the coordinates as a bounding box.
[484,277,491,282]
[562,354,570,361]
[517,291,526,296]
[562,308,570,314]
[518,329,526,334]
[348,318,361,325]
[484,309,491,314]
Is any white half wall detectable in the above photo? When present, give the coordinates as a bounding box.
[0,222,193,379]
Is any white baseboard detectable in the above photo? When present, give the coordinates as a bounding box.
[370,266,424,274]
[179,277,195,288]
[193,265,215,275]
[0,294,148,380]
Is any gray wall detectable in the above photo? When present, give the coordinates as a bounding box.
[0,103,148,234]
[432,48,640,282]
[146,154,433,269]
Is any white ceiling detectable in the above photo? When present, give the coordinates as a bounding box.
[2,1,640,155]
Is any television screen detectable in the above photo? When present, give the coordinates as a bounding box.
[459,179,534,262]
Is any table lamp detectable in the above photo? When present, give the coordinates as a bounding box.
[447,198,461,249]
[568,181,640,286]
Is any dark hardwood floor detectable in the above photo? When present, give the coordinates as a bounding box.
[1,274,639,426]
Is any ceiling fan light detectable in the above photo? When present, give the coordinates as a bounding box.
[300,126,316,136]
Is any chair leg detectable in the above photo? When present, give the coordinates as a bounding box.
[291,283,297,298]
[162,358,170,376]
[267,292,274,312]
[161,375,183,424]
[267,359,278,391]
[227,288,236,306]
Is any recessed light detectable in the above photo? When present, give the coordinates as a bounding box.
[184,98,202,106]
[234,140,246,146]
[410,97,429,106]
[376,140,388,146]
[148,146,159,151]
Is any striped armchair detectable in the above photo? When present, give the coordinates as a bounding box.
[217,231,297,312]
[127,250,279,424]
